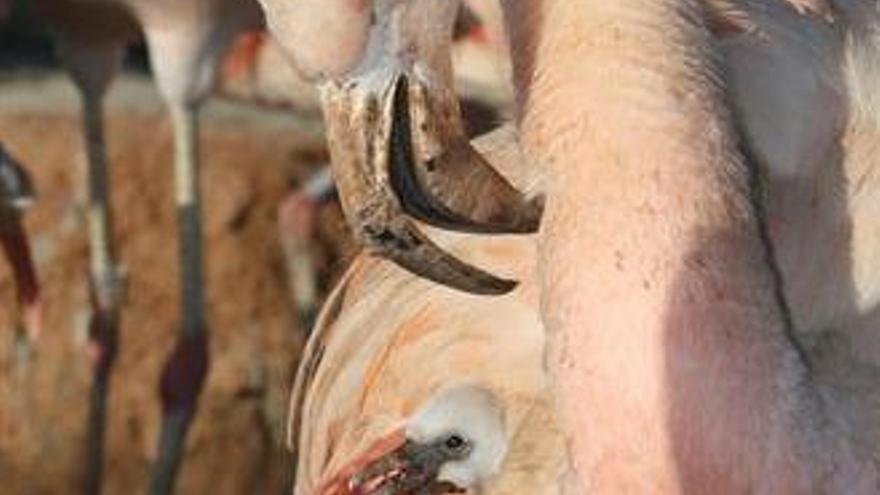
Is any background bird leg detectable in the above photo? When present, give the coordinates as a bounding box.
[60,39,127,495]
[148,101,210,495]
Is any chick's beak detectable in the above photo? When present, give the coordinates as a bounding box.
[316,429,460,495]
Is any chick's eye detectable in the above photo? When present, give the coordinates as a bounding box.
[443,433,469,455]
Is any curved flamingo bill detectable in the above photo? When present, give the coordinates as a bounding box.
[320,74,541,295]
[388,76,543,236]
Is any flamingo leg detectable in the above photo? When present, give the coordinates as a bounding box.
[171,104,206,340]
[0,207,39,337]
[0,146,38,379]
[148,102,209,495]
[279,165,336,331]
[30,1,135,485]
[79,87,123,495]
[278,192,318,330]
[150,410,191,495]
[0,206,39,374]
[81,91,122,315]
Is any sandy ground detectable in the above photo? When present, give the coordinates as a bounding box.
[0,70,354,494]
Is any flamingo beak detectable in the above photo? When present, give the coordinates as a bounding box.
[316,428,463,495]
[385,76,543,235]
[320,72,539,295]
[316,0,542,296]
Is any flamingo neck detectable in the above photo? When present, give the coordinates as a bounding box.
[502,0,874,492]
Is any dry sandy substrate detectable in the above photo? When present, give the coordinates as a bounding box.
[0,70,352,494]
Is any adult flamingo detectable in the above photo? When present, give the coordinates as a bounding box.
[498,2,866,490]
[261,0,880,492]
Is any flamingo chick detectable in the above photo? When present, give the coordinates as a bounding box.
[318,385,507,495]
